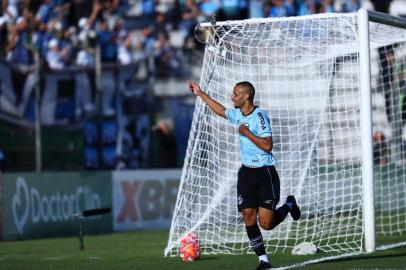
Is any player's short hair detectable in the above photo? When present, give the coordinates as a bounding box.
[236,81,255,101]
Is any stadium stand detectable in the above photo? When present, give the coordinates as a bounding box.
[1,0,404,171]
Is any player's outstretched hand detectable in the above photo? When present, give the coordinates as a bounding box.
[188,81,202,96]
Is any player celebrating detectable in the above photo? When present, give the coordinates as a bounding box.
[188,80,301,270]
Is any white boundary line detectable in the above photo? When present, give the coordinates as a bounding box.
[377,241,406,251]
[274,242,406,269]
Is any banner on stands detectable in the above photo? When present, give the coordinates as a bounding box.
[2,172,112,240]
[113,169,181,231]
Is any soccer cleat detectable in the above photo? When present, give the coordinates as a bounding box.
[286,195,301,221]
[255,260,272,270]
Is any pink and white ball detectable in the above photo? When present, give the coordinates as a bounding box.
[179,232,201,262]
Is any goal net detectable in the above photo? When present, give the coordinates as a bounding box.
[165,11,406,258]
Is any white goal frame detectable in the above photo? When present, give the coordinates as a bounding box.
[166,9,406,259]
[358,8,406,253]
[199,8,406,254]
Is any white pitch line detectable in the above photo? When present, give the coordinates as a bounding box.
[272,242,406,269]
[377,241,406,251]
[272,252,362,270]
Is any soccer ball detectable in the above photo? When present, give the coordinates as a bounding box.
[179,232,200,261]
[180,242,200,261]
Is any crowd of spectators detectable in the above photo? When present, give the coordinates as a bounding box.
[0,0,364,79]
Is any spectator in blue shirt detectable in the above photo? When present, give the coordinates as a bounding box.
[97,20,117,62]
[268,0,295,17]
[249,0,264,18]
[36,0,53,24]
[117,34,134,65]
[7,7,35,66]
[199,0,220,20]
[298,0,315,16]
[320,0,334,13]
[46,38,65,69]
[219,0,240,20]
[179,0,199,43]
[343,0,361,12]
[142,0,156,19]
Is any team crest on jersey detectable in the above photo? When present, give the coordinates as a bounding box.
[238,195,243,205]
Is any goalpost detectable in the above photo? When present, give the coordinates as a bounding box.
[165,9,406,261]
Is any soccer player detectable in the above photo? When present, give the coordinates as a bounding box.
[188,80,301,270]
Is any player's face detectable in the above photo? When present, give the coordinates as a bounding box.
[231,86,247,108]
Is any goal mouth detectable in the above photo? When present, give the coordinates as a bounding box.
[166,9,406,261]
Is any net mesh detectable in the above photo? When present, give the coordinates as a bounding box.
[165,13,406,257]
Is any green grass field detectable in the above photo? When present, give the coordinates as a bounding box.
[1,230,405,270]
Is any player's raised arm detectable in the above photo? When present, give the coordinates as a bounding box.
[188,81,226,119]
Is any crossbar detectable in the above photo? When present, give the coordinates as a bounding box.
[199,9,406,29]
[367,9,406,29]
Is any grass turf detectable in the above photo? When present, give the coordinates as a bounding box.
[1,230,405,270]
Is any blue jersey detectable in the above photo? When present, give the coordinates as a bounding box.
[225,107,276,167]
